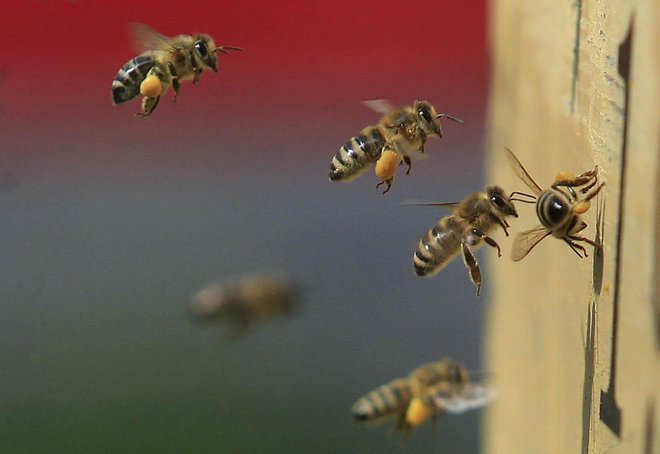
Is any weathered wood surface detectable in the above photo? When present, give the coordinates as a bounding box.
[484,0,659,453]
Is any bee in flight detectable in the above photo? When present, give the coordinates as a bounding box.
[412,186,518,295]
[351,358,494,436]
[190,274,298,339]
[329,100,463,194]
[505,148,605,260]
[112,23,242,117]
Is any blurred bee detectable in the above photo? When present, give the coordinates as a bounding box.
[190,274,298,338]
[329,100,463,194]
[412,186,518,295]
[505,148,605,260]
[351,358,494,436]
[112,23,242,117]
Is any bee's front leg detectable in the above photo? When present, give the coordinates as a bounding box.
[188,53,202,84]
[418,131,427,153]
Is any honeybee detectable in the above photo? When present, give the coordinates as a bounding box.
[112,23,242,117]
[351,358,494,436]
[329,100,463,194]
[190,274,298,338]
[505,148,605,260]
[412,186,518,295]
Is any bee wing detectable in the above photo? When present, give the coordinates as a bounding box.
[129,23,174,53]
[511,224,551,261]
[362,99,398,115]
[431,385,496,415]
[505,147,543,195]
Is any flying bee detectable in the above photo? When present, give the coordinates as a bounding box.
[412,186,518,295]
[505,148,605,260]
[190,274,298,339]
[112,23,242,117]
[351,358,494,436]
[329,100,463,194]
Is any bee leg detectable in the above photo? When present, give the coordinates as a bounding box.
[552,167,598,191]
[492,215,510,236]
[398,155,412,175]
[469,228,502,257]
[461,242,482,296]
[564,239,588,258]
[188,53,202,84]
[376,178,393,194]
[582,182,606,201]
[418,134,427,153]
[579,168,600,193]
[135,95,160,117]
[567,234,600,257]
[167,62,180,103]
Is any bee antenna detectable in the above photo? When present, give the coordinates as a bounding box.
[509,191,536,203]
[436,113,464,124]
[216,46,244,54]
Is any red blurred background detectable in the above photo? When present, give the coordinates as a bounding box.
[2,0,487,171]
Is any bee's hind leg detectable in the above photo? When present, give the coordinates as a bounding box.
[376,178,393,195]
[135,95,160,117]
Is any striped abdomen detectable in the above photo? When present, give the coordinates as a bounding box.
[112,54,156,104]
[351,378,412,422]
[329,126,386,182]
[413,216,464,277]
[536,190,572,232]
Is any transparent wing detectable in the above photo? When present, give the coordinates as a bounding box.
[431,385,496,415]
[362,99,397,115]
[505,147,543,195]
[129,23,174,54]
[511,225,551,261]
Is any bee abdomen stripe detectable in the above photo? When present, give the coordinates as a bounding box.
[415,249,433,263]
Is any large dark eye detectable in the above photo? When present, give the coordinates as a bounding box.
[491,193,507,210]
[195,41,208,57]
[419,109,433,123]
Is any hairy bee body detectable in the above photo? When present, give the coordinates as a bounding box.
[112,24,241,116]
[329,101,461,193]
[351,378,413,423]
[413,215,467,277]
[505,148,605,260]
[112,53,161,104]
[329,125,388,182]
[190,274,298,338]
[413,186,518,295]
[351,358,493,436]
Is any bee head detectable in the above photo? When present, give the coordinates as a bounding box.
[487,186,518,218]
[413,100,442,137]
[194,35,218,72]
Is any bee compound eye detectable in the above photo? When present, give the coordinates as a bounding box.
[419,109,432,123]
[491,193,506,209]
[195,41,208,56]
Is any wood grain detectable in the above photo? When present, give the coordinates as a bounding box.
[484,1,659,453]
